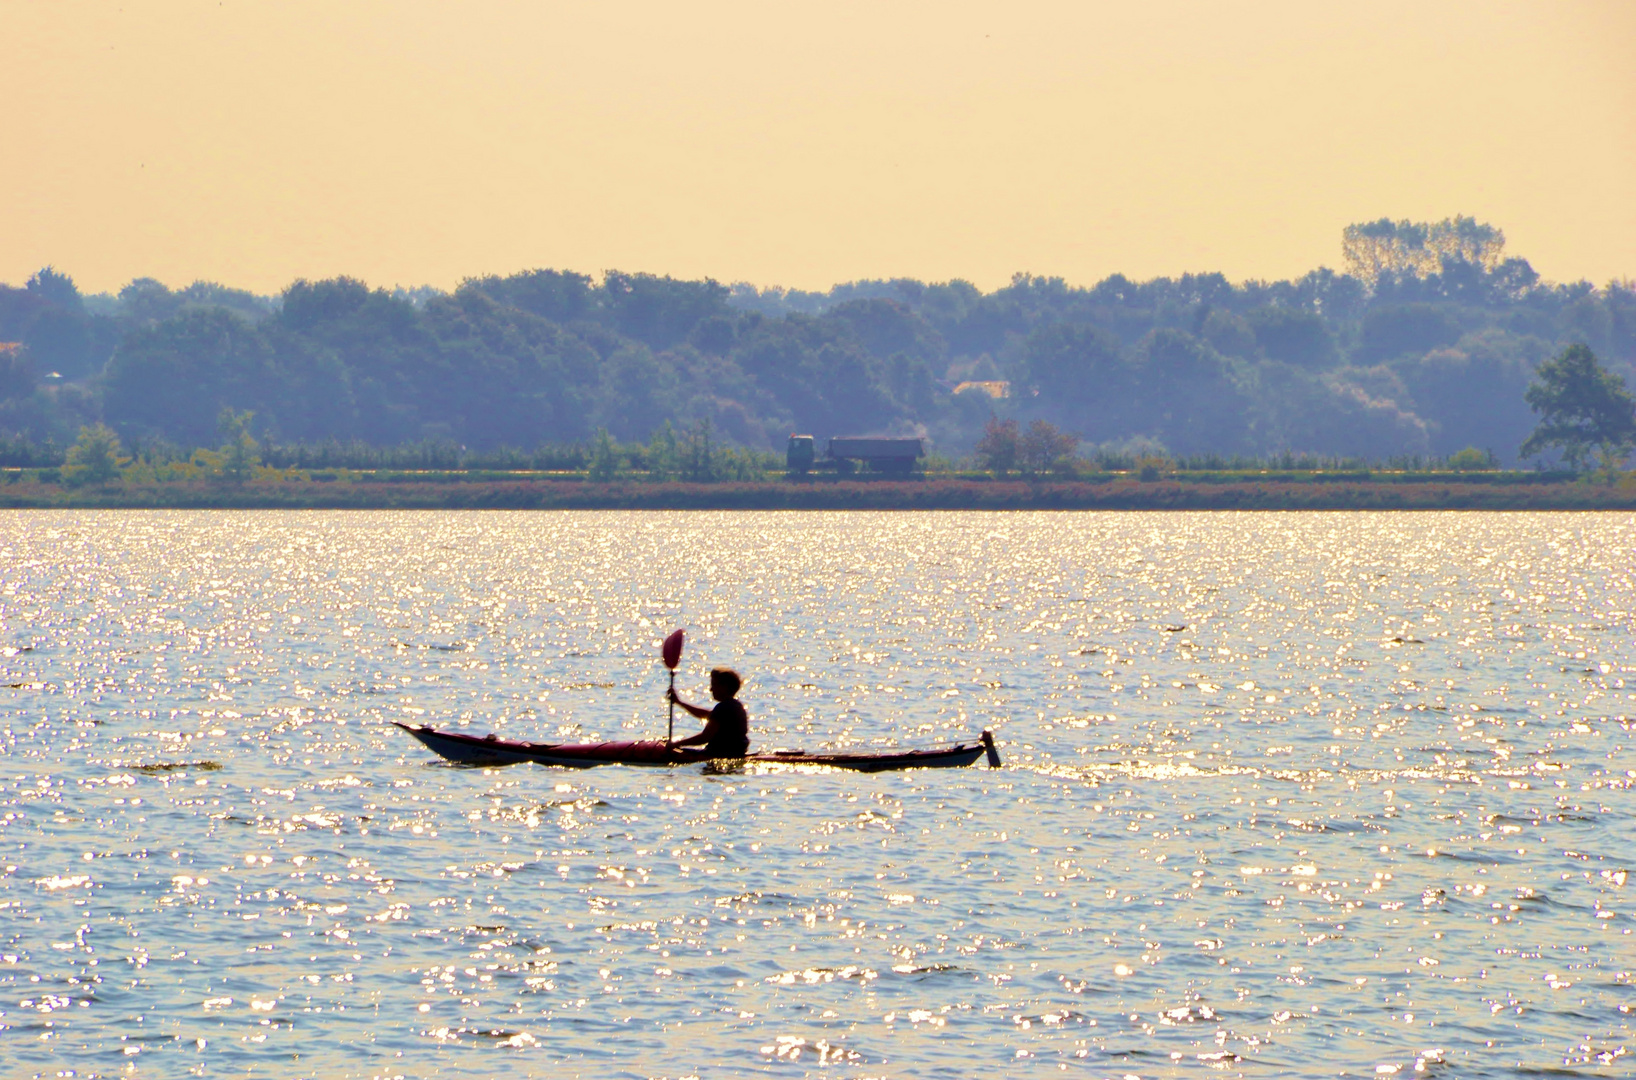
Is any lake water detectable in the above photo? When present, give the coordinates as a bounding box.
[1,510,1632,1079]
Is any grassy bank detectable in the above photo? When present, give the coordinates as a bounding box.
[5,473,1636,510]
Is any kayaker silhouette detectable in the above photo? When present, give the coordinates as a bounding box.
[667,667,750,757]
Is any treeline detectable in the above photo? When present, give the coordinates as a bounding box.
[2,217,1633,464]
[0,421,1558,481]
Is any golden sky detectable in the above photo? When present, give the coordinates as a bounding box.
[4,1,1632,295]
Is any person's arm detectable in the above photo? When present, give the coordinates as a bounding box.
[670,724,711,748]
[666,689,715,748]
[667,687,711,720]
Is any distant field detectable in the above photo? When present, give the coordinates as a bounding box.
[5,471,1635,510]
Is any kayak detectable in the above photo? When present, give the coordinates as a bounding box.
[393,721,1001,771]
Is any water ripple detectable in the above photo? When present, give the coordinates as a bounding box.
[0,509,1632,1077]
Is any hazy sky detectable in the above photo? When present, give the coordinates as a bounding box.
[4,1,1632,295]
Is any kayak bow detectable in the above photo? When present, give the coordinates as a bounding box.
[393,721,1000,772]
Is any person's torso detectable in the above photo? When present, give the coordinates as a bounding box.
[707,700,749,755]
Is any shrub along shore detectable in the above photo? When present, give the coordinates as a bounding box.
[5,470,1635,510]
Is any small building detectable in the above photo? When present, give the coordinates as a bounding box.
[953,380,1010,399]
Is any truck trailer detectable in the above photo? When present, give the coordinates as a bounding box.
[786,435,925,474]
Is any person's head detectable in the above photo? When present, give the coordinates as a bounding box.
[709,667,742,701]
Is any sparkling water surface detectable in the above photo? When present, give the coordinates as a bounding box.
[1,510,1633,1079]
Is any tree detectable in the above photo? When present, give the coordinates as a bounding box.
[731,313,900,436]
[462,269,594,324]
[598,272,731,350]
[1198,309,1257,358]
[0,343,34,400]
[218,408,260,483]
[1342,217,1506,286]
[279,277,374,331]
[1245,306,1336,368]
[104,307,275,446]
[62,424,122,487]
[594,345,679,442]
[26,266,83,312]
[1018,419,1078,475]
[588,427,619,481]
[22,307,99,378]
[1396,334,1537,459]
[1129,329,1251,454]
[119,278,184,324]
[824,298,944,362]
[1248,364,1430,459]
[1520,344,1636,469]
[644,421,680,480]
[679,417,718,481]
[1356,303,1463,363]
[1013,322,1126,431]
[1446,446,1496,471]
[974,416,1019,474]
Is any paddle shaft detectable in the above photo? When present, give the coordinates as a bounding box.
[661,628,685,746]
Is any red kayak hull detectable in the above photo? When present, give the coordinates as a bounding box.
[393,722,1000,771]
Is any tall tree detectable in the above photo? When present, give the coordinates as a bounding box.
[217,408,260,483]
[462,269,594,324]
[1520,344,1636,469]
[974,416,1019,475]
[26,267,83,312]
[1342,217,1506,286]
[62,424,122,487]
[598,272,730,350]
[588,427,619,481]
[1018,419,1078,475]
[104,308,275,445]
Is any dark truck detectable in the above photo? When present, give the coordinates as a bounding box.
[786,435,925,474]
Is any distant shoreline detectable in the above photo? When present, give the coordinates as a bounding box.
[5,476,1635,511]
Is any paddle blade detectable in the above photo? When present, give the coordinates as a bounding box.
[662,628,685,669]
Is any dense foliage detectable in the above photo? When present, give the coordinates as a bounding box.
[1519,344,1636,468]
[2,218,1632,465]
